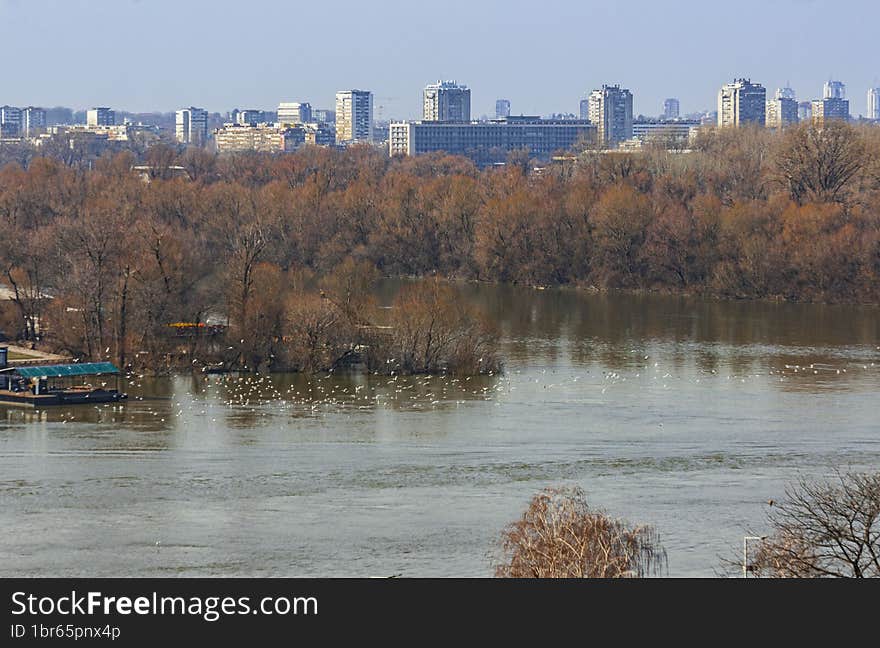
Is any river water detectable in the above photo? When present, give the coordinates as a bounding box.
[1,284,878,577]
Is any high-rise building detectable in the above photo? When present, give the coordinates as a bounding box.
[766,97,798,129]
[823,80,846,100]
[0,106,23,137]
[662,98,680,120]
[798,101,812,122]
[495,99,511,119]
[587,84,633,146]
[423,80,471,122]
[579,98,589,121]
[86,107,115,127]
[335,90,373,143]
[175,107,209,146]
[22,107,47,137]
[811,97,849,123]
[867,88,880,120]
[278,102,312,125]
[717,79,766,127]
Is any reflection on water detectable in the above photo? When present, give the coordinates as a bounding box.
[0,283,878,577]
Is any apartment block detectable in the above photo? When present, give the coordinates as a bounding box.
[0,106,22,137]
[303,122,335,146]
[423,80,471,122]
[22,107,47,137]
[867,88,880,120]
[587,85,633,146]
[765,97,798,129]
[86,107,115,127]
[335,90,373,143]
[175,107,209,146]
[214,123,305,153]
[278,102,312,125]
[717,79,766,127]
[811,97,849,123]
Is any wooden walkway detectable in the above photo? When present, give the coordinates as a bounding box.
[5,345,71,366]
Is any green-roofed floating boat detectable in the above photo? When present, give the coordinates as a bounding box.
[0,348,127,407]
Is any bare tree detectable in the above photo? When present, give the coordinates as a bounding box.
[495,487,667,578]
[749,472,880,578]
[774,121,867,205]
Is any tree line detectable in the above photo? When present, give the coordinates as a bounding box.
[0,121,877,369]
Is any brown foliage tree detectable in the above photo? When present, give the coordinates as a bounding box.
[284,286,364,373]
[381,279,499,375]
[4,129,880,363]
[589,185,652,287]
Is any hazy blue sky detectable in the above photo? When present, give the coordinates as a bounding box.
[2,0,878,118]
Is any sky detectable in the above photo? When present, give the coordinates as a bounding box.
[2,0,879,119]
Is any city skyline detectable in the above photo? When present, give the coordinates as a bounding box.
[2,0,878,119]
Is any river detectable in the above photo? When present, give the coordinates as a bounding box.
[1,284,878,577]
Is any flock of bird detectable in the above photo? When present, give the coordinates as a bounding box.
[13,344,878,426]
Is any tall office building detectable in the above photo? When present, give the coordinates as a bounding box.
[717,79,766,127]
[495,99,511,119]
[335,90,373,143]
[86,107,115,127]
[22,107,47,137]
[278,102,312,125]
[868,88,880,120]
[0,106,23,137]
[175,107,209,146]
[662,98,680,120]
[811,97,849,123]
[423,80,470,122]
[823,80,845,100]
[587,84,633,146]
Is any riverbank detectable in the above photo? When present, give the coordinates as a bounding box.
[16,275,880,378]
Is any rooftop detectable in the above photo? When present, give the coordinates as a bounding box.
[11,362,120,379]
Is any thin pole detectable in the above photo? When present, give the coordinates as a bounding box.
[743,536,766,578]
